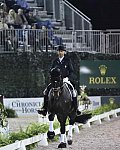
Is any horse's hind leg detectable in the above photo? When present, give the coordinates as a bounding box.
[47,113,55,140]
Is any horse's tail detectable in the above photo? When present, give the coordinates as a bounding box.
[75,113,92,124]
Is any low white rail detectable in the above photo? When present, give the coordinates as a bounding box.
[0,108,120,150]
[87,108,120,127]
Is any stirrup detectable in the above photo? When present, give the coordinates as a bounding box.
[37,109,47,116]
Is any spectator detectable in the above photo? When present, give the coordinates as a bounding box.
[26,11,38,26]
[0,18,9,50]
[15,8,28,28]
[0,17,8,29]
[0,2,8,13]
[0,3,8,22]
[37,20,54,29]
[28,23,40,51]
[7,9,17,28]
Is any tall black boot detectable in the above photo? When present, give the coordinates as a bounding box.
[37,95,48,116]
[72,97,81,116]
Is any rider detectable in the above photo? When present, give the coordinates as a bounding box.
[38,45,81,116]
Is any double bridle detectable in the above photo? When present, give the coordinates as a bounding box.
[52,81,63,97]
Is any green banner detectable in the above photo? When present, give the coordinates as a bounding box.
[80,60,120,88]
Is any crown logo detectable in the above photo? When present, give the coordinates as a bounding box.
[99,65,107,76]
[109,97,115,104]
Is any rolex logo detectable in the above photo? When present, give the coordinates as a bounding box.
[99,65,107,76]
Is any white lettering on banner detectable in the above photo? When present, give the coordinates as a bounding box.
[3,98,44,116]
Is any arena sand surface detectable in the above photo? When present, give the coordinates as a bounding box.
[8,115,120,150]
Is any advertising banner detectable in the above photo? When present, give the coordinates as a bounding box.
[78,96,101,111]
[3,97,43,116]
[80,60,120,88]
[101,96,120,105]
[89,96,101,110]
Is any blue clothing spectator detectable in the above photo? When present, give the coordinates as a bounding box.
[15,0,29,9]
[37,20,54,29]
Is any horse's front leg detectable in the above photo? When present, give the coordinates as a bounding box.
[67,124,73,145]
[58,119,67,148]
[47,113,55,140]
[67,112,77,145]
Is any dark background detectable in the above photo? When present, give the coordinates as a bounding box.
[68,0,120,30]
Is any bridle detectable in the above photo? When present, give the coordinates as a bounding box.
[52,80,63,97]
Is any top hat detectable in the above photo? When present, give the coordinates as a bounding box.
[57,45,66,51]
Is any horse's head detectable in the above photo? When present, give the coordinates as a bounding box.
[50,67,63,97]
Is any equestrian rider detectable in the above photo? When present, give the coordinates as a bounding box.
[38,45,81,116]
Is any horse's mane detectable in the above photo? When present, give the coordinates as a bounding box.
[61,83,72,102]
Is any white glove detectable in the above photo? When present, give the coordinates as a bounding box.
[63,77,69,82]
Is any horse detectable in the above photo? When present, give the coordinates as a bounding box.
[44,68,92,148]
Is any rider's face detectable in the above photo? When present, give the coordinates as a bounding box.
[57,50,65,58]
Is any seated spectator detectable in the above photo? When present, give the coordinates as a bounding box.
[26,11,38,26]
[37,20,55,29]
[0,3,8,22]
[15,8,28,28]
[1,2,8,13]
[0,17,8,29]
[7,9,17,28]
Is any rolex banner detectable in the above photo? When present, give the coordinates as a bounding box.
[80,60,120,88]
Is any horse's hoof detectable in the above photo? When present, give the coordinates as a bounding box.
[68,139,72,145]
[58,142,67,148]
[47,131,55,139]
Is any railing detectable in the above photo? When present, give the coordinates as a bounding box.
[36,0,92,30]
[0,29,120,54]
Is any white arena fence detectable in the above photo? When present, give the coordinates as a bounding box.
[0,29,120,54]
[0,107,120,150]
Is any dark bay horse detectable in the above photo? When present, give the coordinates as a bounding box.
[46,68,91,148]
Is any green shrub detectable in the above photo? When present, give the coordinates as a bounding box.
[0,135,11,147]
[91,103,120,116]
[5,108,18,118]
[26,123,49,137]
[9,131,29,142]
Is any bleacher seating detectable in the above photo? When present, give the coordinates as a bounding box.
[0,0,94,53]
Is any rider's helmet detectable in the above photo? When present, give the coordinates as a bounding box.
[57,45,66,51]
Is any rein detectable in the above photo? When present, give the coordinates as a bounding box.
[52,85,63,97]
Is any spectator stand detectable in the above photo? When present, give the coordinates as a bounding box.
[0,0,63,52]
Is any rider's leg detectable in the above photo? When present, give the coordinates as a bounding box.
[37,95,48,116]
[72,97,81,115]
[38,84,51,116]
